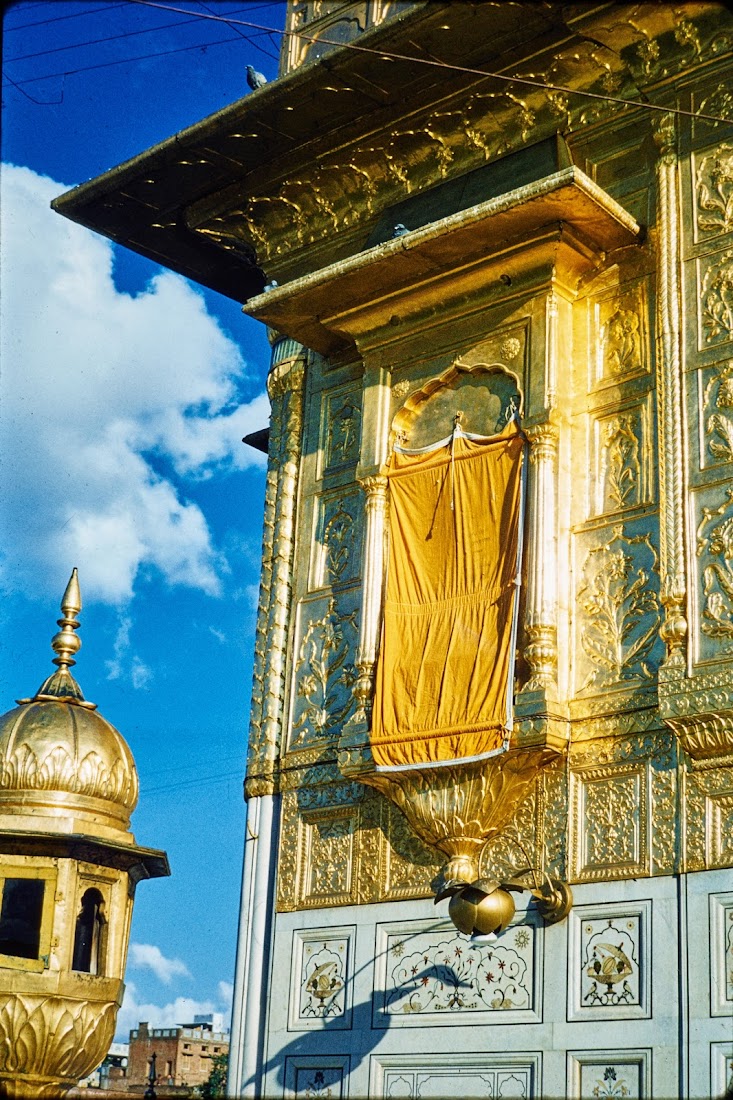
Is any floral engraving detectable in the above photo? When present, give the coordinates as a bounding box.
[578,527,661,690]
[705,362,733,463]
[382,1064,533,1099]
[308,816,353,899]
[601,308,643,378]
[697,146,733,236]
[600,414,641,511]
[383,926,534,1016]
[325,393,361,470]
[300,940,347,1019]
[697,488,733,648]
[582,917,640,1008]
[583,773,641,871]
[701,250,733,344]
[291,597,358,745]
[698,86,733,130]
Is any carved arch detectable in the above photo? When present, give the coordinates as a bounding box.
[392,360,523,450]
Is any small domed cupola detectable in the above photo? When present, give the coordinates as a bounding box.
[0,571,169,1100]
[0,570,138,834]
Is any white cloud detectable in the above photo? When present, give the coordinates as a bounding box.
[116,981,225,1041]
[129,942,192,984]
[0,163,269,605]
[105,615,151,689]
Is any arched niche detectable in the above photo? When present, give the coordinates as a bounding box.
[392,360,523,450]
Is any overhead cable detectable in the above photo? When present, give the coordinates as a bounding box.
[128,0,733,126]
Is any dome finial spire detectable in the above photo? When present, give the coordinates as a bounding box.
[52,568,83,672]
[20,569,93,707]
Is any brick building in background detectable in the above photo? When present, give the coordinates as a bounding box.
[125,1019,229,1092]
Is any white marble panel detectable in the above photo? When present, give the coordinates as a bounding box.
[568,1050,650,1099]
[289,926,355,1030]
[710,1041,733,1099]
[568,900,651,1021]
[709,891,733,1016]
[373,916,542,1027]
[285,1056,350,1099]
[372,1052,540,1099]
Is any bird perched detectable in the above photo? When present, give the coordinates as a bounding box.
[246,65,268,91]
[391,223,410,238]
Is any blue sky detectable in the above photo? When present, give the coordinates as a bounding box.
[1,0,286,1037]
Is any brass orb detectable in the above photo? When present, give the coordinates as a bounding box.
[448,880,516,936]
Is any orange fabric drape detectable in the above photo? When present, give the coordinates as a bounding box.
[370,420,524,768]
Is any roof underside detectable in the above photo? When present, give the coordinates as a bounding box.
[52,2,732,303]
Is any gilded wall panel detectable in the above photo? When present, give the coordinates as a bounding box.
[570,760,648,882]
[574,522,663,696]
[318,384,362,480]
[697,246,733,349]
[590,398,653,517]
[684,764,733,871]
[699,359,733,468]
[309,488,363,591]
[379,800,438,901]
[694,483,733,662]
[288,590,360,752]
[590,279,651,392]
[299,806,358,908]
[693,143,733,243]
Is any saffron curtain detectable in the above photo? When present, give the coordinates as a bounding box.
[370,419,524,769]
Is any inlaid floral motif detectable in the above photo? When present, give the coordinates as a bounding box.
[300,940,347,1019]
[383,926,534,1016]
[590,1066,631,1098]
[581,917,641,1007]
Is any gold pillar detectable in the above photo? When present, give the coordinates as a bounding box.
[246,339,306,795]
[653,111,689,670]
[520,421,559,693]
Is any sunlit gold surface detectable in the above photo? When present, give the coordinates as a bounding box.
[0,576,168,1098]
[48,1,733,913]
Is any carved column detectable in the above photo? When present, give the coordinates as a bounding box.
[653,111,688,670]
[520,422,559,693]
[351,475,388,726]
[246,337,306,794]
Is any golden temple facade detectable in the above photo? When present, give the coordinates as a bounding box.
[54,3,733,1097]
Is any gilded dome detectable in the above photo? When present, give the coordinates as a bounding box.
[0,571,139,832]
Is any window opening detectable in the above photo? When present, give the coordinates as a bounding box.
[0,878,45,959]
[72,887,106,974]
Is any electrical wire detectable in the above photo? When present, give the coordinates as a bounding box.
[2,65,65,104]
[1,26,275,87]
[6,14,226,63]
[128,0,733,126]
[5,3,129,32]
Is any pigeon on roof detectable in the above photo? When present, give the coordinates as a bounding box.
[246,65,268,91]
